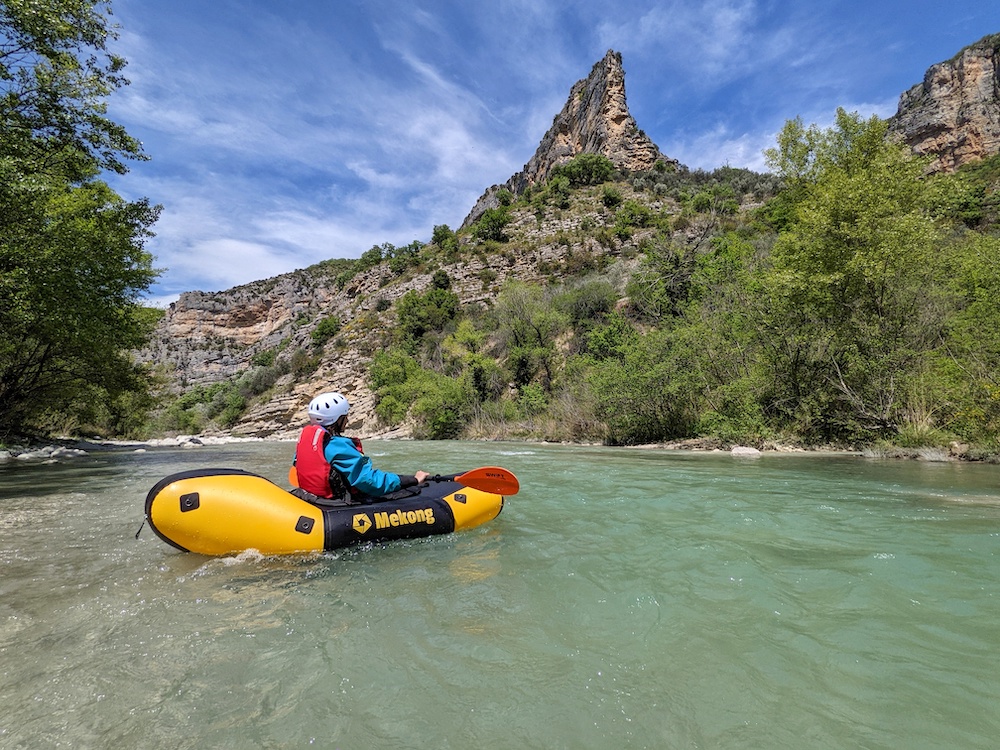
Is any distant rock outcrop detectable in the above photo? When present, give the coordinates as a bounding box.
[462,50,677,228]
[888,33,1000,172]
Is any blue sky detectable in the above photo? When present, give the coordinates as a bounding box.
[103,0,1000,305]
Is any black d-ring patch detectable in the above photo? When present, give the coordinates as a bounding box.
[180,492,200,512]
[295,516,315,534]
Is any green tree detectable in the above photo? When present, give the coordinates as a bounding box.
[586,328,698,444]
[547,175,571,208]
[358,243,385,269]
[761,110,952,439]
[584,310,639,361]
[0,0,160,437]
[935,232,1000,440]
[669,232,774,443]
[430,269,452,290]
[612,199,653,239]
[386,240,422,275]
[626,236,698,320]
[369,347,474,438]
[431,224,459,258]
[408,372,472,439]
[492,282,567,390]
[394,285,460,346]
[1,0,144,177]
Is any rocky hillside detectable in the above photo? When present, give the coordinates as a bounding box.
[888,32,1000,172]
[140,49,682,439]
[139,176,686,438]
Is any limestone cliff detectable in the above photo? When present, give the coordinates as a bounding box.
[888,33,1000,172]
[462,50,677,228]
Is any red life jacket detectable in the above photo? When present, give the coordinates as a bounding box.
[294,426,365,499]
[295,425,335,498]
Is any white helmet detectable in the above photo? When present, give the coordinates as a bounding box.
[308,391,349,426]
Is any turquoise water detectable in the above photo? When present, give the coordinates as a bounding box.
[1,441,999,749]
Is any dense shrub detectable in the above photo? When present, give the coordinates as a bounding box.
[395,286,460,345]
[369,348,473,438]
[602,185,623,208]
[548,176,572,209]
[311,315,341,347]
[552,153,616,186]
[472,207,511,242]
[554,280,616,333]
[612,199,653,239]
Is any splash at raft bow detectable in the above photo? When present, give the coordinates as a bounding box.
[143,466,518,556]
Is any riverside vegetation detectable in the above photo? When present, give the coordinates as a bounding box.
[3,3,1000,458]
[383,125,1000,455]
[152,121,1000,458]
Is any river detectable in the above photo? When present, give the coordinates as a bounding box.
[1,440,998,749]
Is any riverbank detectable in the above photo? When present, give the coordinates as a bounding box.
[0,434,283,463]
[3,432,997,464]
[638,436,1000,463]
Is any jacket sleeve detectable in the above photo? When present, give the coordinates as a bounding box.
[324,436,401,496]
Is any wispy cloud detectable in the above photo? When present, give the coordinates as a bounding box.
[110,3,530,301]
[597,0,763,81]
[104,0,1000,304]
[664,124,774,173]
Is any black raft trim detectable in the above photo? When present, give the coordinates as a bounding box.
[320,481,464,551]
[143,468,264,553]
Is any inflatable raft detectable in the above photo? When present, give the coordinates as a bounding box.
[144,468,511,556]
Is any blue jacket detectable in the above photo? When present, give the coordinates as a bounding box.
[323,434,402,497]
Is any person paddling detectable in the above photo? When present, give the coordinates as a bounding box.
[291,391,429,504]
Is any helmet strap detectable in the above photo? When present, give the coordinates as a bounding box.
[331,414,348,434]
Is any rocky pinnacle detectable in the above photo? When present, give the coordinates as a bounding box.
[462,50,677,228]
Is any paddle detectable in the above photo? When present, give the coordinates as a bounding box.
[289,464,519,495]
[433,466,520,496]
